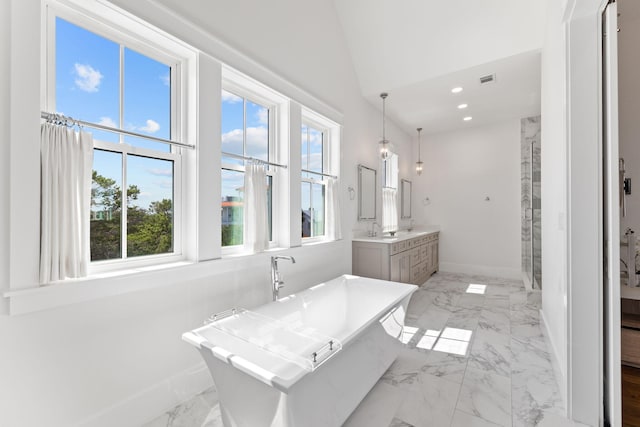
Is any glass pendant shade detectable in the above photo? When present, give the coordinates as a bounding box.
[379,139,390,159]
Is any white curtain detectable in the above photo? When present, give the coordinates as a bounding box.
[326,178,342,240]
[382,187,398,233]
[243,161,269,253]
[40,123,93,284]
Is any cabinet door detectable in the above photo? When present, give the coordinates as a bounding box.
[353,244,389,280]
[390,253,401,282]
[428,240,439,272]
[400,252,412,283]
[390,252,412,283]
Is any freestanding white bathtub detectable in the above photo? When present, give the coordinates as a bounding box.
[182,274,417,427]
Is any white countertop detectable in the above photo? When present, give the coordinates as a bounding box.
[352,226,440,244]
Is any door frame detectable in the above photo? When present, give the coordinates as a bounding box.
[602,1,622,425]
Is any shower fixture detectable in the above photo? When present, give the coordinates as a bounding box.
[416,127,423,176]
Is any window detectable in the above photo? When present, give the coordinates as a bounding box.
[383,153,399,189]
[382,153,399,233]
[50,13,185,267]
[301,123,327,239]
[220,88,274,248]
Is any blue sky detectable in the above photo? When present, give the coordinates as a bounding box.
[56,17,172,211]
[57,17,324,225]
[220,90,270,201]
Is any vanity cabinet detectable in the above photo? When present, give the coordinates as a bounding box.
[390,250,412,283]
[352,232,439,285]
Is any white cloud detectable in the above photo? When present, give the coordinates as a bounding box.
[160,73,170,87]
[139,119,160,134]
[246,126,268,149]
[147,168,172,177]
[221,126,269,157]
[303,152,323,171]
[98,116,117,128]
[222,90,242,104]
[74,63,103,93]
[221,129,243,148]
[256,107,268,125]
[308,128,323,146]
[154,179,173,189]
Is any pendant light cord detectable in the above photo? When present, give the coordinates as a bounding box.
[381,93,388,142]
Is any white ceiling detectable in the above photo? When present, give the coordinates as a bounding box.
[333,0,549,135]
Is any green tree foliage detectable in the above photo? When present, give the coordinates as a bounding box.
[221,223,242,246]
[90,171,172,261]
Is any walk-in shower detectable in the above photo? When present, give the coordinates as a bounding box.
[522,116,541,290]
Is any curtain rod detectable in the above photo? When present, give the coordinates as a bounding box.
[40,111,195,150]
[222,151,288,169]
[302,168,338,179]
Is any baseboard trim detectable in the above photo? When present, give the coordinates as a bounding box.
[439,262,521,280]
[76,362,212,427]
[539,308,567,412]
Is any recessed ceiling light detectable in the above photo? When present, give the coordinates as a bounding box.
[457,104,468,109]
[451,87,463,94]
[463,116,473,121]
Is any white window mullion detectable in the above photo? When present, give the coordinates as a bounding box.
[119,42,126,258]
[242,98,247,156]
[121,151,128,259]
[119,44,124,144]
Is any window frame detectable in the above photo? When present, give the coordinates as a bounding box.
[300,119,329,242]
[220,80,279,256]
[43,2,191,274]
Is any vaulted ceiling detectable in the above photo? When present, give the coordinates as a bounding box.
[333,0,549,135]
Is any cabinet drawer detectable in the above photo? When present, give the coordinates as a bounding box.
[623,327,640,366]
[391,243,399,255]
[410,248,421,267]
[410,264,422,284]
[398,241,407,252]
[420,245,428,260]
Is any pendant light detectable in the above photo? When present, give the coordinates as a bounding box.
[416,127,423,175]
[379,92,390,160]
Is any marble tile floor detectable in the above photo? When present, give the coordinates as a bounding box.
[143,272,574,427]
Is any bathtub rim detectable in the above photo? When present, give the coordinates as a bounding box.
[182,274,417,392]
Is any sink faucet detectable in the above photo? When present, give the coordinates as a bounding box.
[271,255,296,301]
[368,221,379,237]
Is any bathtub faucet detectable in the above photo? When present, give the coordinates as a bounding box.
[271,255,296,301]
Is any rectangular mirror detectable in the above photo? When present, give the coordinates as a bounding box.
[358,165,376,220]
[401,179,412,219]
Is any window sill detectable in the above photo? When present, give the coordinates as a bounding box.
[3,260,196,315]
[3,241,344,316]
[302,237,340,246]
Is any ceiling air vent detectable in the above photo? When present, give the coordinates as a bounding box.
[479,74,496,85]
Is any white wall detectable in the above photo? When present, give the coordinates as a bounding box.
[540,0,569,409]
[413,120,521,279]
[542,0,612,424]
[0,1,412,426]
[0,0,10,316]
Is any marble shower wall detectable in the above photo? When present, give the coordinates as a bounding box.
[521,116,541,289]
